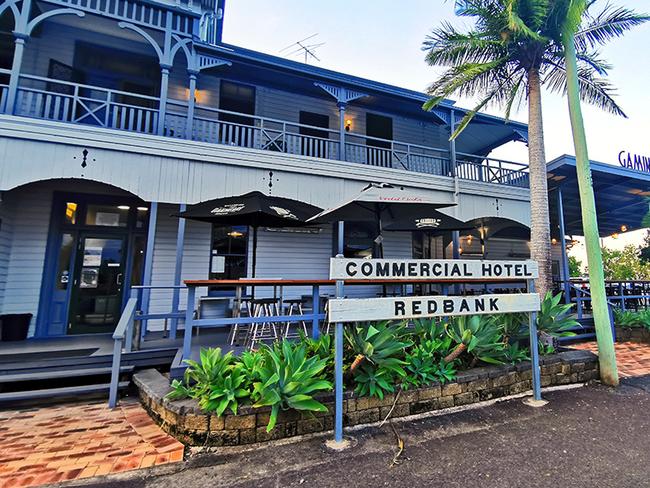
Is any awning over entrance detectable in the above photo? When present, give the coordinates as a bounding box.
[548,155,650,237]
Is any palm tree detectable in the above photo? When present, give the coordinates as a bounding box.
[548,1,649,386]
[422,0,624,299]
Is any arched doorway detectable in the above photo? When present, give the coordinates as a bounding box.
[2,179,150,337]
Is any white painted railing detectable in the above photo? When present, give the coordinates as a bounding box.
[14,74,160,135]
[1,74,529,188]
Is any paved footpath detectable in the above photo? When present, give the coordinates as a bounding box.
[573,341,650,377]
[57,375,650,488]
[0,399,184,487]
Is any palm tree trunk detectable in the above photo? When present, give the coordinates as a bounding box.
[563,35,619,387]
[526,67,553,297]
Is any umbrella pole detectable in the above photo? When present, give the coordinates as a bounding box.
[251,226,258,299]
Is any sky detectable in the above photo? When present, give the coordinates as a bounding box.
[221,0,650,261]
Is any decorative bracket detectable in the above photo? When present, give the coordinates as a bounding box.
[314,83,368,106]
[196,53,232,72]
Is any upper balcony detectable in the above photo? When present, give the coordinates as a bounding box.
[0,4,529,190]
[0,68,530,189]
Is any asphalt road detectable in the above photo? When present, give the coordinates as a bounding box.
[62,375,650,488]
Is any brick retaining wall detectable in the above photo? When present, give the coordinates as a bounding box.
[133,349,598,447]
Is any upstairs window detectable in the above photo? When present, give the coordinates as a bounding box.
[299,111,329,158]
[219,81,255,124]
[366,113,393,166]
[219,81,256,147]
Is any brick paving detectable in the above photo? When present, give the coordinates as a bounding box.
[0,399,184,487]
[572,341,650,377]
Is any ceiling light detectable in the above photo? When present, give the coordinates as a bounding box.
[117,205,130,210]
[137,206,149,212]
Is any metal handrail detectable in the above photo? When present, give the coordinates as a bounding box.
[108,297,138,408]
[4,73,530,186]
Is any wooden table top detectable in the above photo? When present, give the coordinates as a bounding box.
[184,278,529,286]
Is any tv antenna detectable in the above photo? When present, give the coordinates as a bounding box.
[280,34,325,64]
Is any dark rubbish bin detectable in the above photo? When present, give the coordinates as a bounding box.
[0,313,32,341]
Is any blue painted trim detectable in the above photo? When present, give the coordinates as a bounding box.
[527,279,542,401]
[182,285,196,360]
[170,203,186,339]
[311,284,320,339]
[140,201,158,337]
[556,188,571,304]
[35,197,66,337]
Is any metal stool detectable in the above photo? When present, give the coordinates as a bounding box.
[229,295,253,345]
[282,298,308,339]
[247,297,280,349]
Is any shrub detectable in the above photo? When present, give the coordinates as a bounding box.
[537,292,578,337]
[251,341,332,432]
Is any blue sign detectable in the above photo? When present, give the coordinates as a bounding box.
[619,151,650,173]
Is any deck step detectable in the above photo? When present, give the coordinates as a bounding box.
[0,381,130,404]
[0,365,134,384]
[0,347,177,375]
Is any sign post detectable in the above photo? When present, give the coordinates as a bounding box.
[328,258,542,446]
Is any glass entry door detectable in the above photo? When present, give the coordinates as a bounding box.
[67,233,127,334]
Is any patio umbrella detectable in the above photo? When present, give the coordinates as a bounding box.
[308,183,456,257]
[178,191,322,277]
[381,208,472,232]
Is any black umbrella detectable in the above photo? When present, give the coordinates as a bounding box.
[178,191,322,277]
[308,183,456,257]
[382,208,472,232]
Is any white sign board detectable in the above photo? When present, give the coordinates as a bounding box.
[328,293,540,323]
[330,258,538,281]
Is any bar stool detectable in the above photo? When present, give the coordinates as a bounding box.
[282,298,308,339]
[247,297,280,349]
[229,295,253,346]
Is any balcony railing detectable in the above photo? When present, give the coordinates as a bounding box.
[1,73,530,188]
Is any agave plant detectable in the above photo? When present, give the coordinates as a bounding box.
[444,315,505,365]
[537,292,579,337]
[490,313,528,344]
[300,331,334,378]
[354,363,400,399]
[167,347,235,402]
[345,321,412,372]
[201,364,250,416]
[252,341,332,432]
[403,340,457,390]
[411,318,447,342]
[166,347,251,416]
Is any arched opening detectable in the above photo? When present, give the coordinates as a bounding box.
[0,179,151,337]
[461,217,531,260]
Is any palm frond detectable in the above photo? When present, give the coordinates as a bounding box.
[423,23,505,66]
[576,5,650,50]
[544,61,626,117]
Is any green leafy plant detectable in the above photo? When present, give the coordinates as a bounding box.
[444,315,505,365]
[613,309,650,331]
[252,341,332,432]
[490,313,528,345]
[501,342,530,363]
[403,341,457,389]
[537,292,579,337]
[354,363,400,399]
[345,321,411,372]
[345,321,411,399]
[166,347,249,416]
[300,331,334,378]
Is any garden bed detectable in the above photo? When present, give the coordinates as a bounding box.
[134,349,598,447]
[615,326,650,343]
